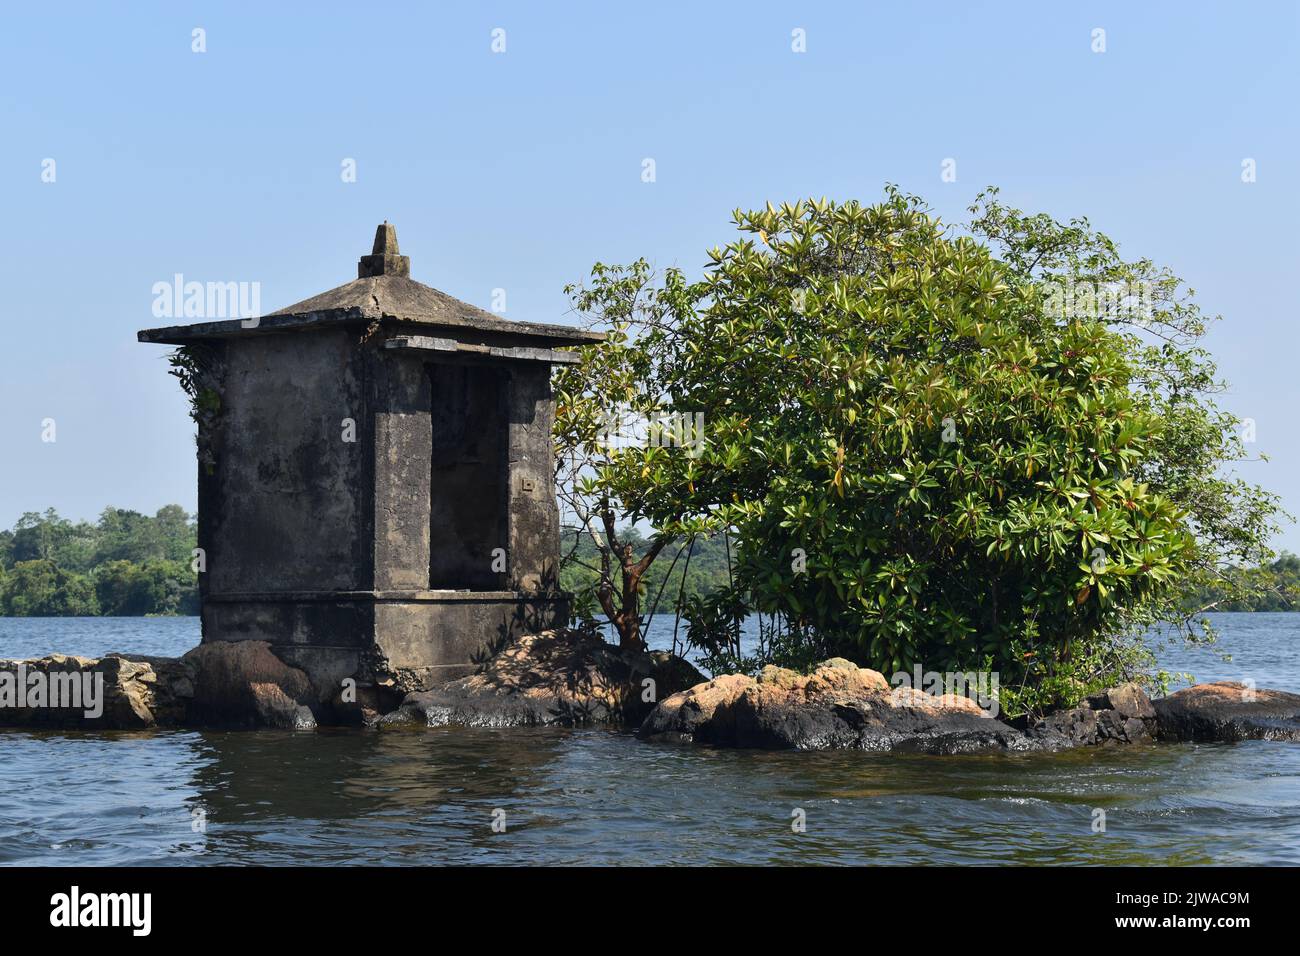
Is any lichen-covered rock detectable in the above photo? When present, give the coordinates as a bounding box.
[1152,681,1300,742]
[1091,683,1158,721]
[0,653,199,729]
[637,673,755,741]
[378,629,704,729]
[638,660,1037,753]
[115,653,198,724]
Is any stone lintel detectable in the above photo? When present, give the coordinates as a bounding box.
[384,335,581,364]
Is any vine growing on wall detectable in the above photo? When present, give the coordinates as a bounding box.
[167,345,222,473]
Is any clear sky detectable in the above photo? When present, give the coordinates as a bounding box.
[2,1,1297,552]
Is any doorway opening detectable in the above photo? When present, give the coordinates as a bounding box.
[427,362,508,590]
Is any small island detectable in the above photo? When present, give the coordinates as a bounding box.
[4,203,1297,750]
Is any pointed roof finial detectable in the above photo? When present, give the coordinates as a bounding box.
[359,222,410,278]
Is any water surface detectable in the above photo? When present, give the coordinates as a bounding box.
[1,614,1297,865]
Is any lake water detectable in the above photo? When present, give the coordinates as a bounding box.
[2,614,1298,865]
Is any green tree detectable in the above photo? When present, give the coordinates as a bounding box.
[553,261,702,650]
[95,560,144,615]
[571,189,1283,715]
[1,505,198,616]
[1191,552,1299,611]
[93,508,163,564]
[1,560,98,616]
[966,187,1284,626]
[94,558,196,616]
[153,505,197,563]
[11,509,74,563]
[557,524,735,640]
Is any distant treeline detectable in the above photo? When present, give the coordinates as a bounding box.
[2,507,1292,617]
[1191,552,1299,612]
[559,529,1299,617]
[559,526,735,618]
[0,507,198,616]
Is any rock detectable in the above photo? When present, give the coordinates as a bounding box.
[325,681,387,727]
[1152,681,1300,742]
[115,653,198,724]
[637,673,755,741]
[1032,682,1158,747]
[0,642,319,731]
[757,665,800,688]
[638,661,1039,753]
[0,653,195,729]
[181,641,316,729]
[1089,682,1157,721]
[807,661,892,697]
[1033,703,1099,748]
[889,686,986,715]
[378,629,704,729]
[249,683,317,730]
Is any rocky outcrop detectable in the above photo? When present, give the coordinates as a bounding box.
[9,635,1299,750]
[182,641,316,730]
[0,641,315,730]
[379,629,704,729]
[1031,682,1158,747]
[636,664,1190,753]
[638,661,1039,754]
[1152,681,1300,742]
[0,653,185,729]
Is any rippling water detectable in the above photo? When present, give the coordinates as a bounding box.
[1,614,1298,865]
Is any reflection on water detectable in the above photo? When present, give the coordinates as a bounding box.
[1,613,1299,866]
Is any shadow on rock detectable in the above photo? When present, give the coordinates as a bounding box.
[378,629,704,729]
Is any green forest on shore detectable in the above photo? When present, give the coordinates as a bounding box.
[0,507,199,616]
[0,507,1294,617]
[557,530,1299,617]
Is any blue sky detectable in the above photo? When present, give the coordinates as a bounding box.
[2,1,1297,551]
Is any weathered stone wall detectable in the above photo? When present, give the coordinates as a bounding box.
[372,592,567,687]
[203,329,369,596]
[190,328,571,691]
[366,349,558,594]
[201,598,370,692]
[506,363,560,592]
[0,645,315,730]
[369,347,431,590]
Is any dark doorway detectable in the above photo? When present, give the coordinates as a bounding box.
[428,362,508,589]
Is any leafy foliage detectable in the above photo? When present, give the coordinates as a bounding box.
[1190,552,1299,611]
[558,525,733,633]
[552,262,700,649]
[168,345,222,473]
[0,507,199,616]
[561,187,1284,717]
[0,560,99,616]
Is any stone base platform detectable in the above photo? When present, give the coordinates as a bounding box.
[202,589,568,695]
